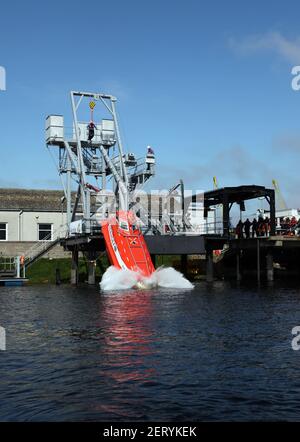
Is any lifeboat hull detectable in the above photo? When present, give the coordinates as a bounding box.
[101,211,155,278]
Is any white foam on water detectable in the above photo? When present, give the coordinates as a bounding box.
[146,266,194,289]
[100,266,194,291]
[100,266,139,291]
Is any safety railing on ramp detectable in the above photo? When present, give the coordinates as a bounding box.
[23,224,68,268]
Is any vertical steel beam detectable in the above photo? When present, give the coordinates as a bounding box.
[222,194,230,238]
[236,250,242,281]
[66,152,72,227]
[70,92,87,216]
[111,99,128,188]
[269,190,276,236]
[257,239,261,284]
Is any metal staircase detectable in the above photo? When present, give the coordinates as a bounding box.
[23,225,67,268]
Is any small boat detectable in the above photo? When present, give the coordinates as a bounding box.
[101,210,155,278]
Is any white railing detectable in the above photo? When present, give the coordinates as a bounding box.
[24,224,68,263]
[143,216,227,236]
[0,257,16,272]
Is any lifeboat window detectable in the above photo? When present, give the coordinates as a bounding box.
[120,221,129,231]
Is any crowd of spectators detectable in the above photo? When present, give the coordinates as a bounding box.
[235,216,300,239]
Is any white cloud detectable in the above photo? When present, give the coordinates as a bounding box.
[272,133,300,153]
[152,146,274,190]
[229,32,300,64]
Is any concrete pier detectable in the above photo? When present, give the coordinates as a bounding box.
[87,260,96,285]
[86,252,97,285]
[71,249,79,285]
[266,252,274,282]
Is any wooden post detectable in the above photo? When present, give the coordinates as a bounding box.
[181,254,188,275]
[236,250,242,281]
[55,268,61,285]
[257,239,261,284]
[266,252,274,282]
[71,248,79,285]
[206,250,214,282]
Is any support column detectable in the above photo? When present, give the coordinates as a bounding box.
[87,259,96,285]
[55,268,61,285]
[256,239,261,284]
[66,153,72,227]
[222,195,230,239]
[269,190,276,236]
[16,256,20,278]
[150,254,156,268]
[181,254,188,275]
[266,252,274,282]
[206,250,214,282]
[236,250,242,282]
[71,248,79,285]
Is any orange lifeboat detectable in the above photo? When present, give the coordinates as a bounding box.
[101,210,155,277]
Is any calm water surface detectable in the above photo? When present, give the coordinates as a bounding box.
[1,281,300,421]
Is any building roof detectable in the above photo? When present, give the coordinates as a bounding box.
[204,185,274,206]
[0,188,184,212]
[0,188,67,211]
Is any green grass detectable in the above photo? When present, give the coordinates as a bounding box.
[25,254,192,284]
[155,255,180,268]
[26,255,110,284]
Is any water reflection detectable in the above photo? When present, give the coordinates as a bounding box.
[3,283,300,421]
[98,290,157,383]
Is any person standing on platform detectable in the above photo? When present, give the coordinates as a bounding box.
[258,216,264,237]
[87,121,97,142]
[236,220,244,239]
[252,218,258,238]
[244,218,252,239]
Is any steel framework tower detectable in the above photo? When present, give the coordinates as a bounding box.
[46,91,155,235]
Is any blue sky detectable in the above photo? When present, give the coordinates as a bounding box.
[1,0,300,208]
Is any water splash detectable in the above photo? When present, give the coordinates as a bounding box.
[100,266,194,291]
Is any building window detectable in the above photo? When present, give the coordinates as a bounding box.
[0,223,7,241]
[38,223,53,241]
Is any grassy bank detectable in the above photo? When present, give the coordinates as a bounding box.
[25,255,202,284]
[26,256,110,284]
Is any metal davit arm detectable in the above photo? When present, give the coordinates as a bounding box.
[99,145,128,211]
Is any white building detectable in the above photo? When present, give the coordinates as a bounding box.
[0,188,69,257]
[0,187,215,258]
